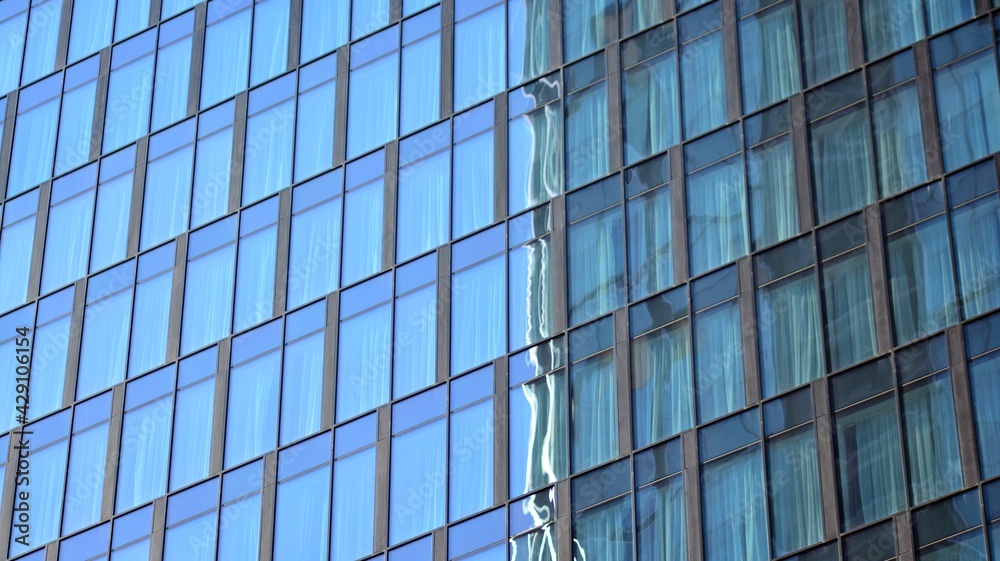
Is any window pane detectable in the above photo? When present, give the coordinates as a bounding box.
[164,512,216,561]
[702,447,767,561]
[861,0,924,61]
[21,0,62,85]
[971,354,1000,478]
[563,0,615,63]
[288,197,341,308]
[566,82,609,189]
[281,332,324,444]
[508,0,550,86]
[623,51,679,165]
[218,495,261,561]
[226,351,279,467]
[934,52,1000,172]
[925,0,975,34]
[571,353,617,472]
[275,466,331,558]
[31,313,69,417]
[348,53,399,158]
[450,399,493,521]
[337,304,391,421]
[952,196,1000,318]
[758,272,824,397]
[509,104,564,214]
[747,137,797,249]
[170,379,214,490]
[453,130,494,238]
[627,186,671,300]
[687,157,748,276]
[104,54,154,152]
[509,371,568,496]
[0,209,37,313]
[152,36,193,131]
[739,4,800,113]
[294,80,336,182]
[902,373,962,504]
[680,30,725,138]
[234,225,277,331]
[398,150,449,262]
[886,217,958,344]
[455,5,505,110]
[78,289,132,398]
[193,128,234,228]
[799,0,849,85]
[352,0,389,38]
[332,448,376,561]
[637,475,685,561]
[390,419,446,544]
[401,33,440,135]
[342,180,383,285]
[117,397,172,512]
[872,84,927,197]
[181,245,236,354]
[91,173,133,272]
[0,10,27,94]
[811,107,875,224]
[823,252,877,371]
[918,529,987,561]
[768,429,823,556]
[250,0,289,85]
[9,440,67,556]
[569,207,625,325]
[394,285,437,397]
[63,423,109,534]
[201,9,251,108]
[509,237,554,350]
[836,396,905,530]
[8,96,58,197]
[162,0,198,19]
[621,0,664,36]
[452,256,505,374]
[694,300,743,423]
[243,99,294,204]
[130,271,173,376]
[574,496,633,560]
[301,0,348,62]
[633,323,693,447]
[42,190,95,294]
[141,144,194,250]
[55,79,98,175]
[115,0,150,41]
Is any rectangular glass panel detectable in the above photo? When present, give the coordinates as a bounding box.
[886,217,958,344]
[687,156,748,275]
[390,419,446,544]
[117,397,172,512]
[569,207,625,325]
[934,51,1000,172]
[450,399,494,521]
[509,371,568,496]
[633,322,693,447]
[623,51,679,164]
[571,353,617,472]
[902,373,963,504]
[701,446,767,561]
[454,5,505,110]
[573,495,633,560]
[768,428,823,556]
[952,195,1000,318]
[332,448,376,561]
[970,352,1000,478]
[739,3,800,112]
[758,271,824,397]
[565,81,610,188]
[872,84,927,197]
[680,30,725,138]
[452,256,506,374]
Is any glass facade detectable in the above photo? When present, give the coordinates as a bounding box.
[1,1,1000,560]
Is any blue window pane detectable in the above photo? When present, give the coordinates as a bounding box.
[234,226,277,331]
[627,185,672,300]
[934,51,1000,172]
[902,373,962,504]
[508,0,550,86]
[117,397,172,512]
[21,0,62,85]
[275,466,331,558]
[398,150,449,262]
[347,53,399,158]
[702,447,767,561]
[162,0,198,19]
[55,78,98,175]
[115,0,150,41]
[952,196,1000,318]
[680,31,725,138]
[569,207,624,325]
[800,0,849,86]
[811,106,875,224]
[571,353,617,472]
[225,351,279,467]
[694,300,743,423]
[218,495,261,561]
[565,82,609,189]
[68,0,114,62]
[453,130,494,237]
[390,418,446,544]
[739,4,800,113]
[454,5,505,110]
[288,196,341,308]
[141,144,194,250]
[623,51,679,165]
[862,0,924,61]
[925,0,975,34]
[509,104,563,214]
[509,371,568,496]
[621,0,665,36]
[201,8,251,108]
[170,378,214,490]
[352,0,389,38]
[112,540,150,561]
[181,245,236,354]
[574,495,633,560]
[563,0,614,63]
[337,304,391,421]
[41,190,95,294]
[633,322,693,447]
[294,80,335,182]
[0,202,37,313]
[243,99,294,204]
[452,256,505,374]
[747,137,797,249]
[8,94,58,197]
[758,272,824,397]
[886,217,958,344]
[281,332,324,444]
[332,448,376,561]
[686,156,749,276]
[401,33,440,135]
[104,53,155,152]
[91,172,133,272]
[164,512,216,561]
[394,285,437,397]
[509,237,554,350]
[9,440,68,556]
[192,127,234,228]
[30,312,70,418]
[0,8,27,94]
[301,0,348,63]
[971,352,1000,478]
[823,252,877,371]
[342,180,384,285]
[768,429,823,556]
[450,399,493,521]
[636,475,686,561]
[152,36,193,131]
[78,288,132,398]
[63,423,110,534]
[250,0,289,85]
[872,84,927,197]
[129,271,173,376]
